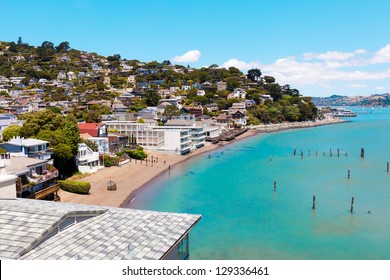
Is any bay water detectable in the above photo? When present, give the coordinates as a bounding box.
[128,108,390,259]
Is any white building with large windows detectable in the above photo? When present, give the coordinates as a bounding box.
[103,116,205,155]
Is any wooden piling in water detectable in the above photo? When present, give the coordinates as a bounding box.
[387,162,389,173]
[348,169,350,179]
[323,151,325,156]
[301,151,303,159]
[294,148,296,156]
[316,150,318,156]
[337,149,340,157]
[274,180,277,191]
[312,195,316,210]
[330,149,332,157]
[345,152,348,157]
[361,148,365,158]
[350,197,355,213]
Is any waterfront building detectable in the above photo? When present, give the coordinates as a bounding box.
[76,143,101,173]
[228,102,247,127]
[107,133,129,153]
[165,115,206,150]
[103,121,164,150]
[0,153,59,201]
[86,137,109,155]
[103,119,204,154]
[152,127,192,154]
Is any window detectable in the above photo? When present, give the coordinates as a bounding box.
[177,234,189,260]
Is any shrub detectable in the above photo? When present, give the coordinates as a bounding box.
[59,180,91,194]
[103,154,119,167]
[124,146,147,160]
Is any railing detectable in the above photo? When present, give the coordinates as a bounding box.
[27,184,60,200]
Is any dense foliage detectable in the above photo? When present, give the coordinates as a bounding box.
[9,110,80,177]
[58,180,91,194]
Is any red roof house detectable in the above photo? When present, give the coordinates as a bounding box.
[77,123,107,137]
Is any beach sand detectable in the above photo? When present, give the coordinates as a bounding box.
[59,117,343,207]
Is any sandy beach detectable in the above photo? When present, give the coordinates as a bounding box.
[59,116,344,207]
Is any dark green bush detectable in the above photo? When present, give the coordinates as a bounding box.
[59,180,91,194]
[124,147,147,160]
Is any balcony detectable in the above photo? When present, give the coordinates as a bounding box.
[27,169,59,184]
[27,148,53,160]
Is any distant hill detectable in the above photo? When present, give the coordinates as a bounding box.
[313,93,390,107]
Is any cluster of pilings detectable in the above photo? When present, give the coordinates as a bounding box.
[290,147,388,213]
[132,155,158,167]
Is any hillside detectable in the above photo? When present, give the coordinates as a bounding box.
[313,94,390,107]
[0,38,317,123]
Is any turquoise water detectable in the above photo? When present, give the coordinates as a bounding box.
[128,108,390,259]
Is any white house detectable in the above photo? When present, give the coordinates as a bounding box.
[57,71,67,81]
[197,90,206,96]
[228,102,247,126]
[229,88,247,99]
[86,137,109,155]
[77,143,101,173]
[67,71,77,80]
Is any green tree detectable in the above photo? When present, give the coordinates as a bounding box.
[145,90,161,106]
[55,41,70,52]
[247,68,262,82]
[228,67,243,76]
[163,105,180,119]
[9,42,18,52]
[18,110,80,177]
[225,76,242,91]
[1,125,21,141]
[284,105,301,122]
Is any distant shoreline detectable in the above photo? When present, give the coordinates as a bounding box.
[59,116,346,208]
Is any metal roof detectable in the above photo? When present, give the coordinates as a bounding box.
[0,199,201,260]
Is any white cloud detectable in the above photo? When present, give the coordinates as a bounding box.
[303,49,367,61]
[319,83,336,89]
[376,86,386,90]
[221,58,261,70]
[219,43,390,96]
[354,49,367,54]
[371,44,390,63]
[262,56,390,86]
[172,50,201,63]
[347,83,367,88]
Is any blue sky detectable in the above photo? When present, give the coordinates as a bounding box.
[1,0,390,97]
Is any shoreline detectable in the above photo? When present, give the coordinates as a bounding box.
[58,117,345,208]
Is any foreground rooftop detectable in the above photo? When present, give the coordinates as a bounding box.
[0,199,201,260]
